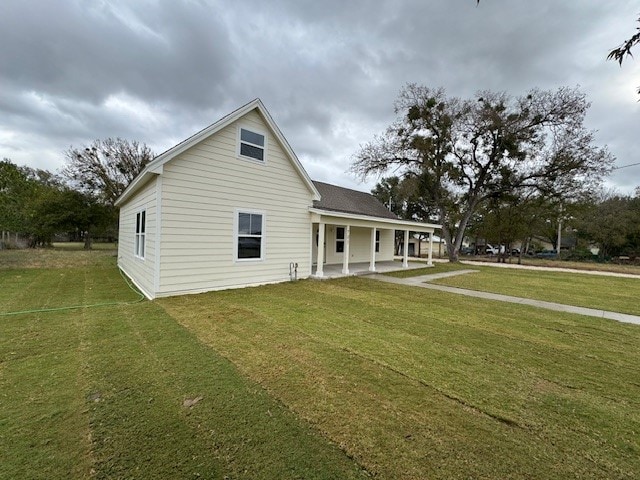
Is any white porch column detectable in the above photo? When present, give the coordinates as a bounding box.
[316,222,325,277]
[342,225,350,274]
[403,229,409,268]
[427,231,434,266]
[369,227,377,272]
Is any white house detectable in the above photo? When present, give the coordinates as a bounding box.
[115,99,440,299]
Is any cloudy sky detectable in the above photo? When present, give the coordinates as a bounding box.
[1,0,639,193]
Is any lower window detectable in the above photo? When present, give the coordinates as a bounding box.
[135,210,146,259]
[237,212,263,260]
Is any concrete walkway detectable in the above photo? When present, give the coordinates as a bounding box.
[369,271,640,326]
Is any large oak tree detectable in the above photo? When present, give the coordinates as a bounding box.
[352,84,612,261]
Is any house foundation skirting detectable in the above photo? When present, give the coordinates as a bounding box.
[312,260,430,279]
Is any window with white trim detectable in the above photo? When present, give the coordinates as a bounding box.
[237,212,264,260]
[375,230,380,253]
[336,227,345,253]
[238,127,265,162]
[135,210,146,259]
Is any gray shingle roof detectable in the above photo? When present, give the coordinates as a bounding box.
[312,181,398,220]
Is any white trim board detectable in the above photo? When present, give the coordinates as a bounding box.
[309,208,440,232]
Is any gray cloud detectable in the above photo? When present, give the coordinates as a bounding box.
[1,0,639,193]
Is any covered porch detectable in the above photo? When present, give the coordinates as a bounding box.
[310,207,440,278]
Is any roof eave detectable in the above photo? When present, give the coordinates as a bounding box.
[309,207,441,231]
[114,170,159,207]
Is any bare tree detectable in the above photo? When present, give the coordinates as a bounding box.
[63,138,153,207]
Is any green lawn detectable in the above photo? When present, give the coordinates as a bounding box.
[462,256,640,275]
[385,262,471,278]
[0,244,116,269]
[161,277,640,479]
[392,263,640,316]
[0,250,366,479]
[2,249,640,479]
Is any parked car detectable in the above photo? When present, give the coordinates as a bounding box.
[485,244,506,255]
[535,249,558,258]
[460,246,475,255]
[511,248,520,256]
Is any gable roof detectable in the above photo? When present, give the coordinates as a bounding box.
[115,98,320,206]
[312,181,398,220]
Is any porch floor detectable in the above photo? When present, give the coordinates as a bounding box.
[312,260,431,279]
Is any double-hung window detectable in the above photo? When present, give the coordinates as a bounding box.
[237,211,264,260]
[375,230,380,253]
[336,227,345,253]
[135,210,146,259]
[238,127,265,162]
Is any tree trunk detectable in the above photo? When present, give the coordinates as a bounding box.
[443,223,458,262]
[84,230,93,250]
[445,206,477,262]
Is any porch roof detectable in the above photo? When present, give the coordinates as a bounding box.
[309,207,440,233]
[312,181,398,219]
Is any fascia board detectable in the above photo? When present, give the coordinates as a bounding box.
[309,207,441,231]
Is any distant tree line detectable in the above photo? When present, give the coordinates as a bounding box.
[372,173,640,262]
[0,138,152,249]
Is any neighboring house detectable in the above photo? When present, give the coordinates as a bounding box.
[401,234,450,258]
[115,99,440,299]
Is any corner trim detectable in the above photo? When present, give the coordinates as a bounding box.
[153,175,162,293]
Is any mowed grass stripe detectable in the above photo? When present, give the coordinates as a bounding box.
[161,277,640,479]
[221,279,639,405]
[0,262,367,479]
[162,294,549,479]
[0,267,140,315]
[0,309,93,479]
[86,301,366,479]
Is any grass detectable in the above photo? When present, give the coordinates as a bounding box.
[0,243,116,269]
[160,278,640,479]
[386,262,640,316]
[0,249,366,479]
[385,262,471,278]
[2,247,640,479]
[462,255,640,275]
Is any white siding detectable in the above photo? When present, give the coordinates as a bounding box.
[117,177,157,298]
[375,228,395,262]
[157,110,315,296]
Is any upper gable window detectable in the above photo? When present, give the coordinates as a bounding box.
[239,127,265,162]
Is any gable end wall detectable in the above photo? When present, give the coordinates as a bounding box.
[157,110,315,296]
